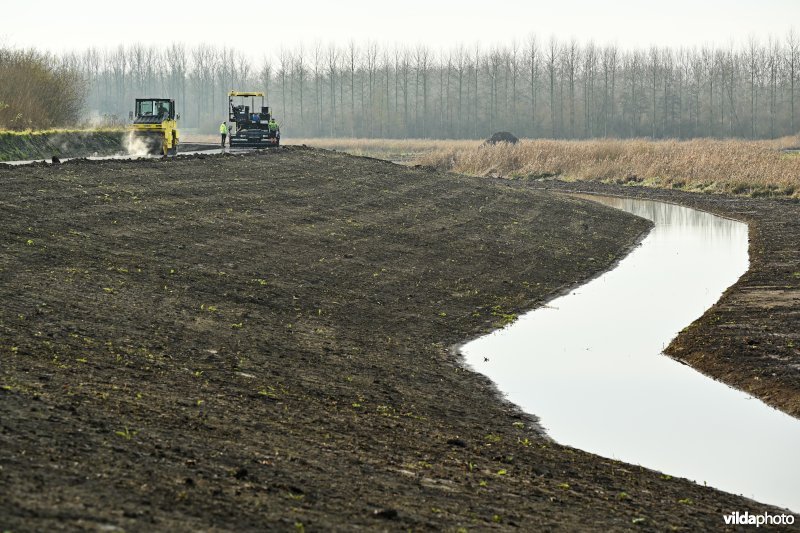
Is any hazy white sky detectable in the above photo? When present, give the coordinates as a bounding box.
[2,0,798,61]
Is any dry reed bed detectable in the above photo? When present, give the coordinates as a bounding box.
[291,137,479,160]
[298,137,800,198]
[416,139,800,197]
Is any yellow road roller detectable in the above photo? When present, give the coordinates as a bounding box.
[128,98,179,156]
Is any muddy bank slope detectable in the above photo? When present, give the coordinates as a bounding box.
[0,148,786,531]
[0,130,125,162]
[539,179,800,420]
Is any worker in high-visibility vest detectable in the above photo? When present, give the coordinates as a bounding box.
[268,118,280,142]
[220,121,228,148]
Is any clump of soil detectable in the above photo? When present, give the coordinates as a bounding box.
[485,131,519,145]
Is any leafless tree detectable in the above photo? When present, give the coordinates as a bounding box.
[326,44,338,136]
[546,37,559,137]
[601,44,618,137]
[294,46,306,130]
[526,35,540,135]
[786,30,798,133]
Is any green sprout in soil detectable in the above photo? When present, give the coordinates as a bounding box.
[376,405,394,416]
[490,305,518,325]
[258,388,279,399]
[115,427,137,440]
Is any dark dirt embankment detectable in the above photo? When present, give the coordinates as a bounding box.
[0,148,789,531]
[539,180,800,420]
[0,130,125,162]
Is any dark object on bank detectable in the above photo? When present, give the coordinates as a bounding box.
[51,156,61,164]
[485,131,519,145]
[373,508,399,520]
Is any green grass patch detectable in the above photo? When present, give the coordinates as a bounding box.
[0,129,125,161]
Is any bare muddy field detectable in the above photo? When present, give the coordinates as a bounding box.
[0,148,792,531]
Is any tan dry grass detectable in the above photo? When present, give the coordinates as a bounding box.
[290,137,479,161]
[297,137,800,198]
[423,138,800,197]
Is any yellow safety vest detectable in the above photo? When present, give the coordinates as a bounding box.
[220,123,228,134]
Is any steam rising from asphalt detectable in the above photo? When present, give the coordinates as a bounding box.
[51,132,82,156]
[124,131,151,157]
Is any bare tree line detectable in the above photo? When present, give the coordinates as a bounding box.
[73,33,800,139]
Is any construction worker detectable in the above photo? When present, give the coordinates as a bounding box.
[268,118,279,138]
[220,121,228,148]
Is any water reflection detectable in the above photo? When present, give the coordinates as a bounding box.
[462,195,800,512]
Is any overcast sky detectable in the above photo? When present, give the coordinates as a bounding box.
[2,0,798,61]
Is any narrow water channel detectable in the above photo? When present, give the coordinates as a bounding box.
[462,195,800,512]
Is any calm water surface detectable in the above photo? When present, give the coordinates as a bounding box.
[462,196,800,512]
